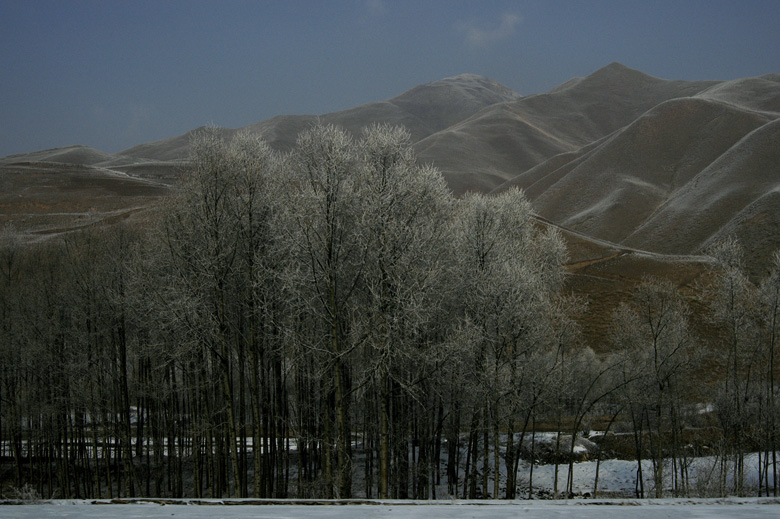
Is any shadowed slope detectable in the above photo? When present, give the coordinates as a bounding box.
[416,63,718,194]
[624,117,780,276]
[0,145,115,167]
[0,161,170,239]
[530,97,772,243]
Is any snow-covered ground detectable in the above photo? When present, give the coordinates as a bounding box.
[4,430,772,498]
[511,453,775,498]
[436,432,776,499]
[3,499,780,518]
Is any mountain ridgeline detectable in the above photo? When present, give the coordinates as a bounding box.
[2,63,780,275]
[3,63,778,274]
[3,64,780,501]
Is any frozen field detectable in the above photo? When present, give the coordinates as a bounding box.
[3,499,780,519]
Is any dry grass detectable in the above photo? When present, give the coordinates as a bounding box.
[0,161,169,240]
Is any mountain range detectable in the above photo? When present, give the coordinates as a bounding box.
[3,62,779,349]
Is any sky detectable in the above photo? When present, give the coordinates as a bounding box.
[1,0,778,158]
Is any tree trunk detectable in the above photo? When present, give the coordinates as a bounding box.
[379,372,390,498]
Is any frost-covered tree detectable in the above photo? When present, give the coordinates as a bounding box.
[355,124,452,498]
[451,188,569,498]
[284,124,366,498]
[706,237,762,496]
[150,127,284,497]
[1,122,593,501]
[758,250,780,496]
[609,278,697,497]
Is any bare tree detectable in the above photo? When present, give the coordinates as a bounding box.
[609,278,697,497]
[284,124,366,498]
[706,237,761,496]
[759,250,780,496]
[355,124,452,498]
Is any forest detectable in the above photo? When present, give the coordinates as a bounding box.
[1,124,779,501]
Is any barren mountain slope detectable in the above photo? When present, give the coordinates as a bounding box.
[489,136,612,199]
[623,117,780,276]
[413,103,580,194]
[117,126,236,162]
[694,74,780,114]
[0,145,115,167]
[119,74,519,161]
[486,71,780,277]
[0,161,170,239]
[530,97,773,243]
[416,63,718,194]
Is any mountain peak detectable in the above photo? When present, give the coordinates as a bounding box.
[443,72,490,81]
[401,73,520,99]
[547,62,654,94]
[601,61,633,72]
[588,62,655,81]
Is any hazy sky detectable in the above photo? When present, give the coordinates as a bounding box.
[1,0,778,157]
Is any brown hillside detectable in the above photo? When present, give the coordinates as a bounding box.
[119,74,519,161]
[535,216,713,354]
[624,117,780,276]
[417,63,718,194]
[0,161,169,239]
[530,97,772,244]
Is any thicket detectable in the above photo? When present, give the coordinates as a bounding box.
[1,124,778,500]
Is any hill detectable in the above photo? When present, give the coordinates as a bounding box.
[417,63,719,194]
[0,145,115,167]
[492,75,780,276]
[118,73,520,161]
[3,62,780,350]
[0,160,170,240]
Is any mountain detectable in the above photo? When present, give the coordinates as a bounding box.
[489,70,780,277]
[0,73,519,240]
[4,62,780,351]
[5,65,778,249]
[118,73,520,161]
[527,98,771,241]
[416,63,719,194]
[4,64,779,271]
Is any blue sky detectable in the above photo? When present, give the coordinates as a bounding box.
[1,0,778,157]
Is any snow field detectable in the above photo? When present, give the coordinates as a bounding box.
[3,499,780,518]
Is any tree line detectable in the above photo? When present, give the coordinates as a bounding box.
[0,124,778,500]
